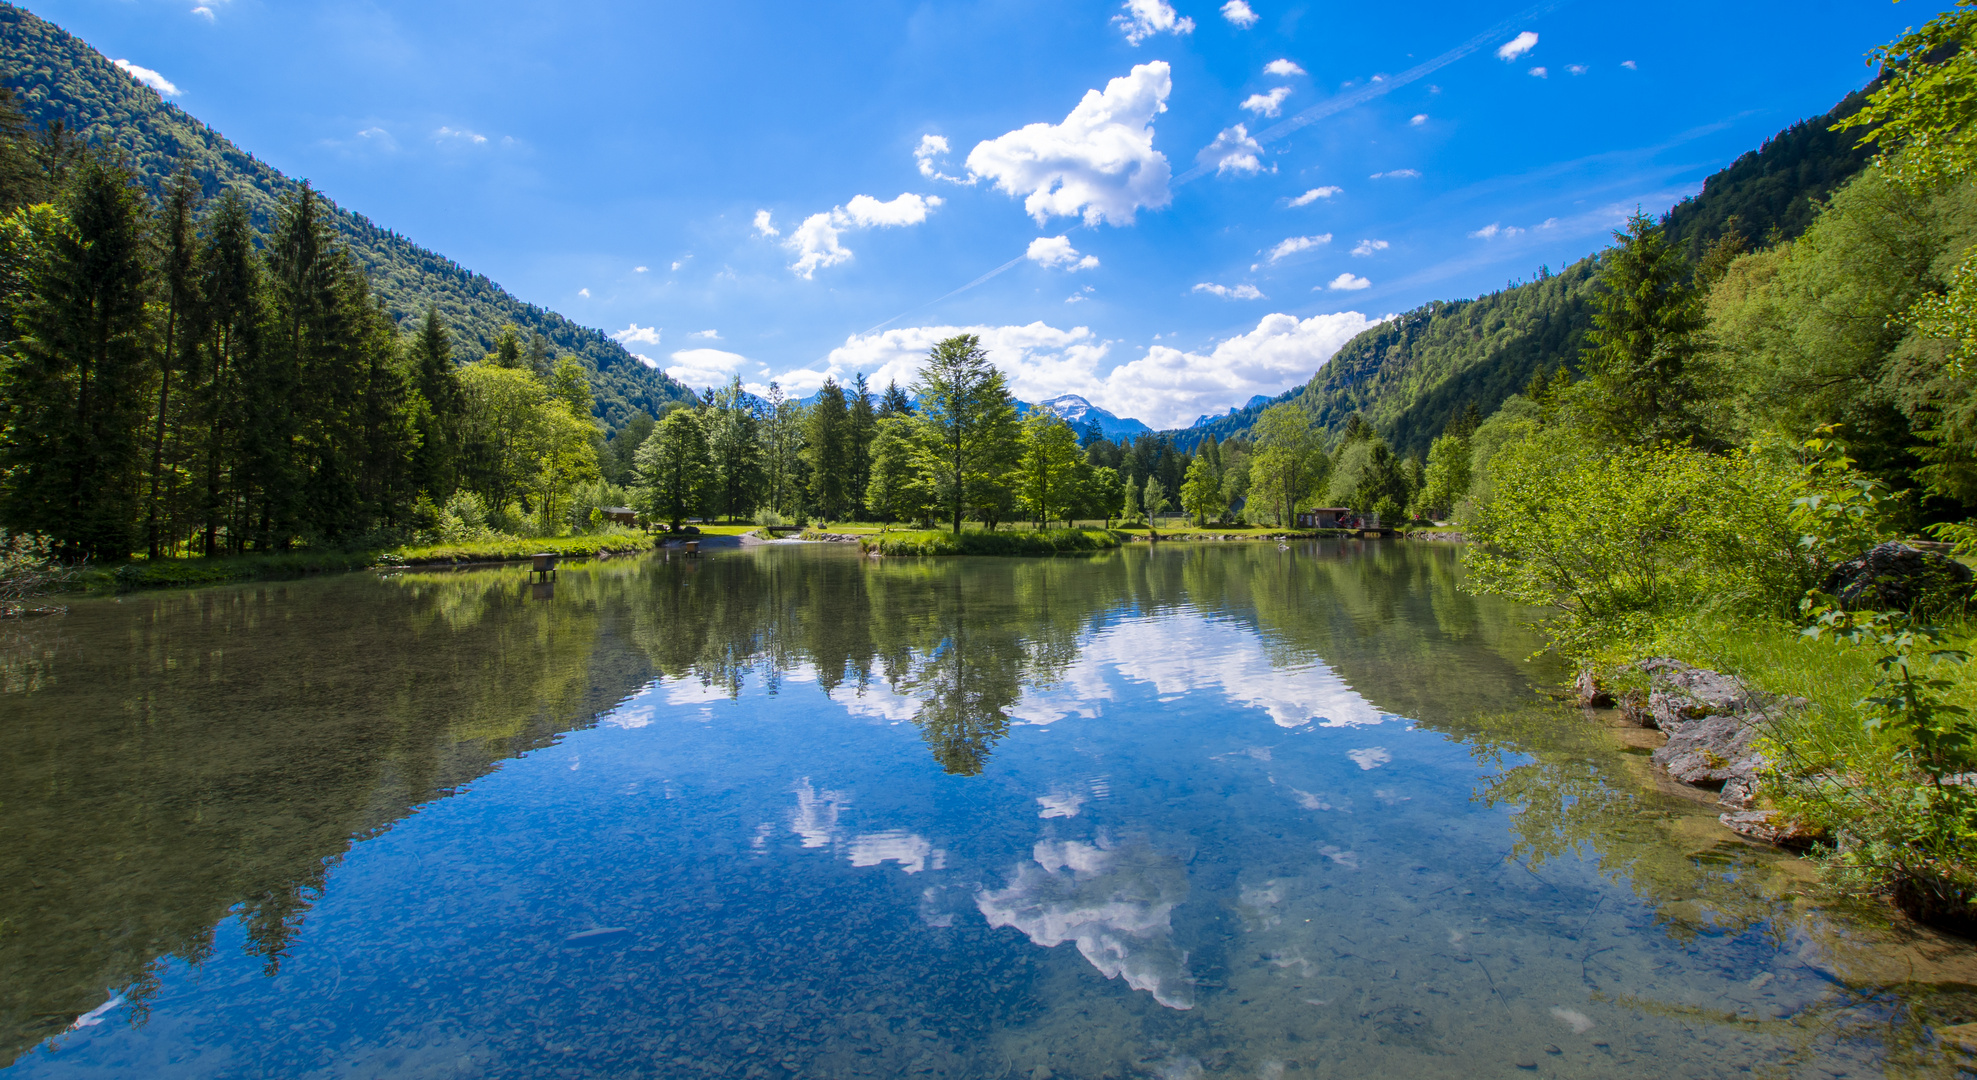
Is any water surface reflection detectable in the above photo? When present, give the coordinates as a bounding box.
[2,542,1973,1078]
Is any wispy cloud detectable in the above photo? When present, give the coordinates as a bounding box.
[111,59,180,97]
[1324,273,1371,291]
[1566,64,1588,75]
[1528,66,1548,78]
[634,265,649,273]
[1197,124,1266,175]
[1621,60,1638,70]
[434,125,487,145]
[1369,169,1420,180]
[1193,282,1265,300]
[1263,234,1331,264]
[1495,31,1538,61]
[1350,239,1389,257]
[1410,113,1428,126]
[1288,186,1340,206]
[1221,0,1259,28]
[1114,0,1194,45]
[1263,58,1305,77]
[688,329,722,340]
[1240,86,1292,118]
[578,288,591,298]
[914,134,972,184]
[1469,222,1525,239]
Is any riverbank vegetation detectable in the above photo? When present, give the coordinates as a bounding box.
[1431,7,1977,934]
[862,527,1123,557]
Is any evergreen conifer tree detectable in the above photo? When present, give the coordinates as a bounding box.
[1,157,155,559]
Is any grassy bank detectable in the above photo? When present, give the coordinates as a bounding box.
[863,528,1125,556]
[76,533,657,593]
[387,533,653,566]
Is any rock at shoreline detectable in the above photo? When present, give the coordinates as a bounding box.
[1632,659,1805,810]
[1718,809,1822,849]
[1826,541,1973,612]
[1574,669,1614,708]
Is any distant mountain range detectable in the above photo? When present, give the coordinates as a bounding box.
[1029,395,1152,441]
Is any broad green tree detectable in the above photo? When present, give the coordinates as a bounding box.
[1247,404,1327,526]
[865,415,927,525]
[910,334,1019,533]
[1180,452,1222,525]
[1015,412,1082,528]
[703,376,761,521]
[1415,433,1473,519]
[637,407,712,529]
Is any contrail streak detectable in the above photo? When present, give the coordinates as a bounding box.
[854,252,1028,338]
[1174,0,1571,185]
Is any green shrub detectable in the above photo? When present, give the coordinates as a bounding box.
[1464,427,1815,660]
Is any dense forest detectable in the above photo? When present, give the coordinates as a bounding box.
[0,2,689,431]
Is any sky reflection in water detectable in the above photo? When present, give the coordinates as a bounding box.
[4,541,1976,1079]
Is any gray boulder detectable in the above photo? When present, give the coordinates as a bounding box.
[1826,541,1973,612]
[1635,659,1805,810]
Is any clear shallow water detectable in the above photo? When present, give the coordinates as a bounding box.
[3,541,1975,1079]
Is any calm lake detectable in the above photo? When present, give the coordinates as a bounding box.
[3,541,1975,1079]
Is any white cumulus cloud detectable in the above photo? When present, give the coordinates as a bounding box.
[1496,31,1538,61]
[1469,222,1526,239]
[1410,113,1428,126]
[1198,124,1266,175]
[784,193,943,278]
[634,265,649,273]
[1288,186,1340,206]
[967,62,1173,226]
[1027,235,1100,271]
[578,288,591,298]
[112,59,180,97]
[667,347,752,389]
[1193,283,1265,300]
[1325,273,1371,291]
[1221,0,1259,27]
[611,323,662,347]
[1528,66,1548,78]
[1263,58,1305,76]
[1240,87,1292,118]
[1114,0,1194,45]
[1350,239,1388,257]
[1264,233,1330,264]
[1369,169,1420,180]
[1567,64,1588,75]
[689,329,721,340]
[752,209,779,237]
[814,312,1380,430]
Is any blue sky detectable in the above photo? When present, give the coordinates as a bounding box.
[55,0,1923,429]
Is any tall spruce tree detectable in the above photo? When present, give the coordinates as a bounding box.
[1579,210,1710,444]
[804,377,851,520]
[407,304,463,498]
[848,373,875,518]
[146,167,199,557]
[192,190,263,554]
[1,158,155,559]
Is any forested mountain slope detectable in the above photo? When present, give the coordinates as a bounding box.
[1178,85,1881,460]
[0,3,688,429]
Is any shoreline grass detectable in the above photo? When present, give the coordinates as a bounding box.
[862,527,1125,556]
[75,533,658,593]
